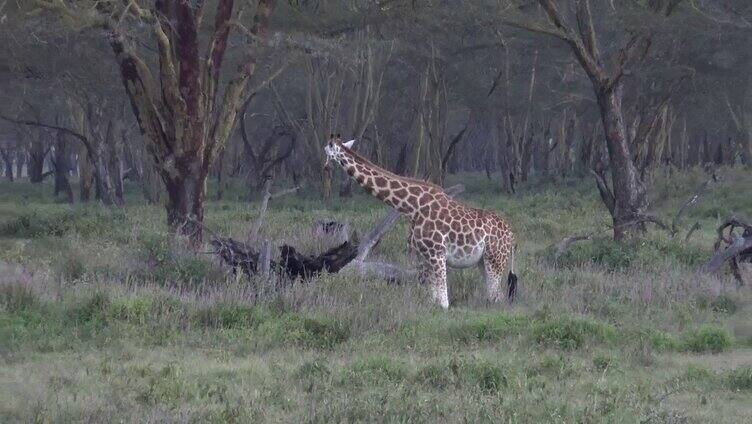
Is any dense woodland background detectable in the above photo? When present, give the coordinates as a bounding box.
[1,0,751,242]
[2,2,752,422]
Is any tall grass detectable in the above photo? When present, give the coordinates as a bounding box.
[0,168,750,422]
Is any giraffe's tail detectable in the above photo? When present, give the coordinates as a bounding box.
[507,244,517,303]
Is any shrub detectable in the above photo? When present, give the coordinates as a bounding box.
[696,295,738,314]
[135,232,223,284]
[110,296,154,324]
[299,316,350,349]
[193,303,269,329]
[294,360,331,382]
[532,317,615,350]
[680,365,715,384]
[726,367,752,391]
[682,326,732,353]
[444,313,523,344]
[528,354,576,380]
[0,283,37,312]
[259,314,350,349]
[69,291,111,324]
[461,361,508,393]
[0,206,123,238]
[635,328,681,352]
[555,237,706,270]
[346,356,407,385]
[415,363,452,389]
[556,238,634,270]
[592,354,615,371]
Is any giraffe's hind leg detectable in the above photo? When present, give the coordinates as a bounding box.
[481,241,510,303]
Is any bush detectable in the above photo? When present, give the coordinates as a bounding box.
[193,303,270,329]
[726,367,752,391]
[110,296,154,324]
[415,363,452,389]
[299,316,351,349]
[556,238,633,270]
[682,326,732,353]
[69,291,111,324]
[135,232,223,284]
[0,206,124,238]
[346,356,407,385]
[702,294,737,314]
[555,237,706,270]
[461,361,508,393]
[294,360,331,383]
[259,314,350,349]
[635,328,681,352]
[0,283,37,312]
[592,353,615,371]
[532,317,615,350]
[680,365,715,384]
[444,313,523,344]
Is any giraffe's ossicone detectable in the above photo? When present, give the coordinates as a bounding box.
[324,135,516,309]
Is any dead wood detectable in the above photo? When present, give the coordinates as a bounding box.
[670,173,719,236]
[210,237,261,278]
[210,236,358,281]
[684,222,701,243]
[553,233,596,261]
[247,176,300,244]
[701,217,752,286]
[212,184,465,286]
[340,260,419,285]
[278,240,358,279]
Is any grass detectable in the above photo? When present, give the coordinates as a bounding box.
[0,167,751,422]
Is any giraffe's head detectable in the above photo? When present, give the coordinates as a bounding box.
[324,134,355,166]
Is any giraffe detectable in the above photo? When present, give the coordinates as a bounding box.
[324,135,516,309]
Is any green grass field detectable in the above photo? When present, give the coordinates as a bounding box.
[1,169,751,423]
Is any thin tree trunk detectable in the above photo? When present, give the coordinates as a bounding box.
[596,84,648,239]
[0,149,13,181]
[28,138,46,183]
[53,133,74,203]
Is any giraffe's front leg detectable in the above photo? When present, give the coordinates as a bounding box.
[419,254,448,309]
[406,226,414,257]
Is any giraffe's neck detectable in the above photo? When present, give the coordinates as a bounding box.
[337,149,435,218]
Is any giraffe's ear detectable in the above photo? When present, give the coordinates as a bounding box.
[342,139,355,149]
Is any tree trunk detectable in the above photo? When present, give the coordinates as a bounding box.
[53,133,74,203]
[28,139,46,183]
[596,84,648,239]
[79,143,94,202]
[4,158,13,181]
[164,165,207,248]
[0,149,13,181]
[15,149,24,179]
[321,165,333,199]
[215,148,226,201]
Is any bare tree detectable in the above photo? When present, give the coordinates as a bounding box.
[505,0,682,239]
[36,0,277,246]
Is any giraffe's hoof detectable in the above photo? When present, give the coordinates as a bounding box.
[487,294,505,304]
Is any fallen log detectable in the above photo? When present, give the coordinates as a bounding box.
[210,237,261,278]
[211,237,359,280]
[211,184,465,285]
[279,241,358,279]
[701,217,752,286]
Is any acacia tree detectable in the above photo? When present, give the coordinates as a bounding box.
[36,0,276,245]
[505,0,684,239]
